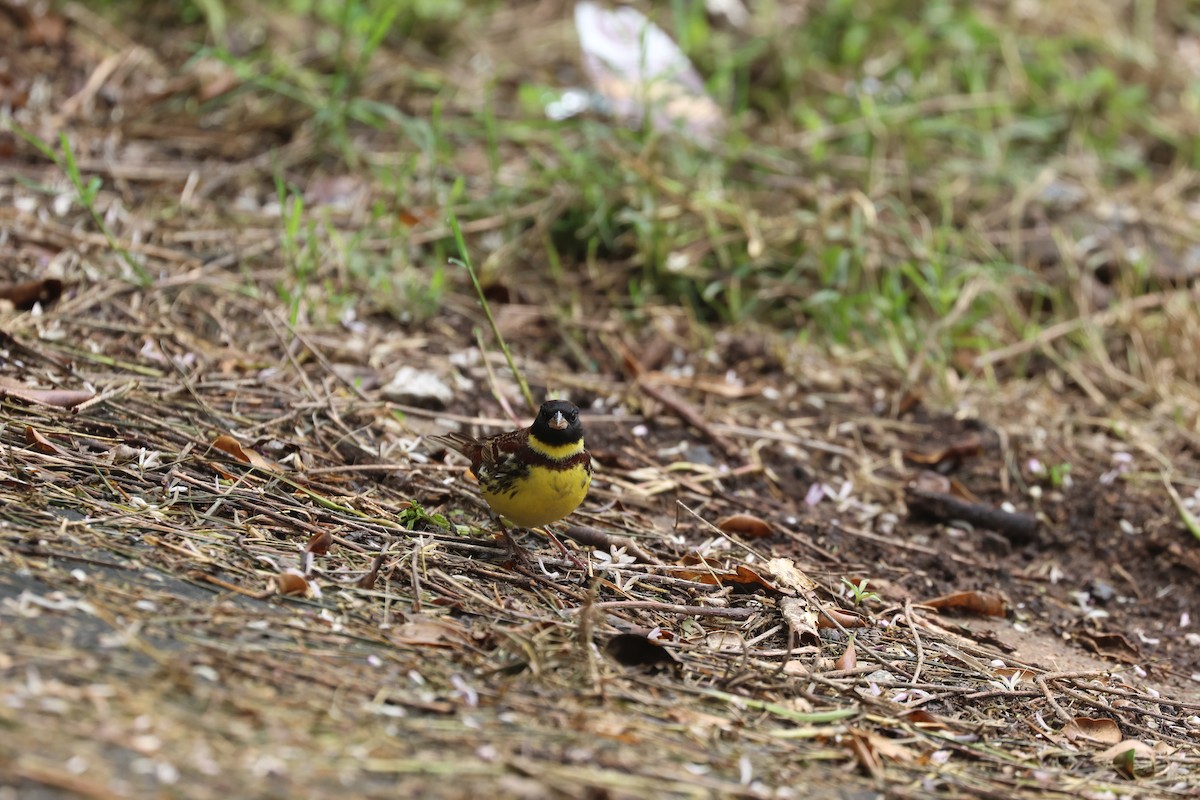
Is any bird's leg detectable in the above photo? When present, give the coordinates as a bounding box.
[542,525,587,571]
[493,519,532,568]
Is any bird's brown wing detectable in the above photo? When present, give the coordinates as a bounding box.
[427,427,530,478]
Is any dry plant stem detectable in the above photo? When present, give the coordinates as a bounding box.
[407,194,559,246]
[616,337,740,458]
[578,579,602,689]
[13,764,124,800]
[269,311,369,401]
[189,570,274,600]
[265,312,318,400]
[676,501,768,561]
[580,600,758,619]
[830,522,984,574]
[541,525,588,570]
[475,327,520,424]
[904,599,926,686]
[637,377,740,459]
[71,379,137,413]
[1035,676,1076,724]
[710,421,859,459]
[0,329,70,368]
[974,290,1175,368]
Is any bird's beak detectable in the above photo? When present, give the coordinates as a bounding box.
[549,411,568,431]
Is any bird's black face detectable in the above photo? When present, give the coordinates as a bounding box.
[531,400,584,446]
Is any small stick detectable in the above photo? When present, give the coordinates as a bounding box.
[72,380,138,414]
[188,570,274,599]
[617,339,740,459]
[1035,676,1075,724]
[636,379,740,459]
[904,598,926,686]
[561,525,661,564]
[574,600,758,619]
[905,486,1039,543]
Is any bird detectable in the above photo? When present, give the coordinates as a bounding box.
[427,399,593,539]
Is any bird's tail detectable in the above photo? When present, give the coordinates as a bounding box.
[425,432,477,457]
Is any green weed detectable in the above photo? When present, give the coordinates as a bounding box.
[12,127,151,284]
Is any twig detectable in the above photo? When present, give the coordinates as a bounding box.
[709,421,859,458]
[905,485,1040,543]
[635,379,740,460]
[189,570,274,599]
[578,579,602,688]
[1036,676,1075,724]
[268,311,369,401]
[617,339,739,459]
[13,763,125,800]
[904,598,926,686]
[676,500,768,561]
[577,601,759,619]
[72,380,138,414]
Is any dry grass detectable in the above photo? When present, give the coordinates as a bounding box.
[2,266,1199,797]
[2,1,1200,798]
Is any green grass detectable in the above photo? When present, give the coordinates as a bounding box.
[10,127,152,284]
[68,0,1196,386]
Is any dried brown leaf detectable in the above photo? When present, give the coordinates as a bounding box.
[836,640,857,671]
[1097,739,1173,778]
[0,278,63,309]
[394,619,469,648]
[1063,716,1122,745]
[305,529,333,556]
[993,666,1036,683]
[1095,739,1158,760]
[904,433,983,466]
[357,554,385,589]
[864,731,919,763]
[817,607,869,629]
[716,513,773,538]
[1077,631,1140,662]
[845,730,880,777]
[924,591,1007,618]
[677,561,780,593]
[705,630,745,652]
[212,433,276,471]
[779,596,819,645]
[764,557,817,593]
[24,425,64,455]
[273,572,309,596]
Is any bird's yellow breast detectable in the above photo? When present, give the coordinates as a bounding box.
[481,460,591,528]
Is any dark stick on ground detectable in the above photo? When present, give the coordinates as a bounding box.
[905,485,1040,543]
